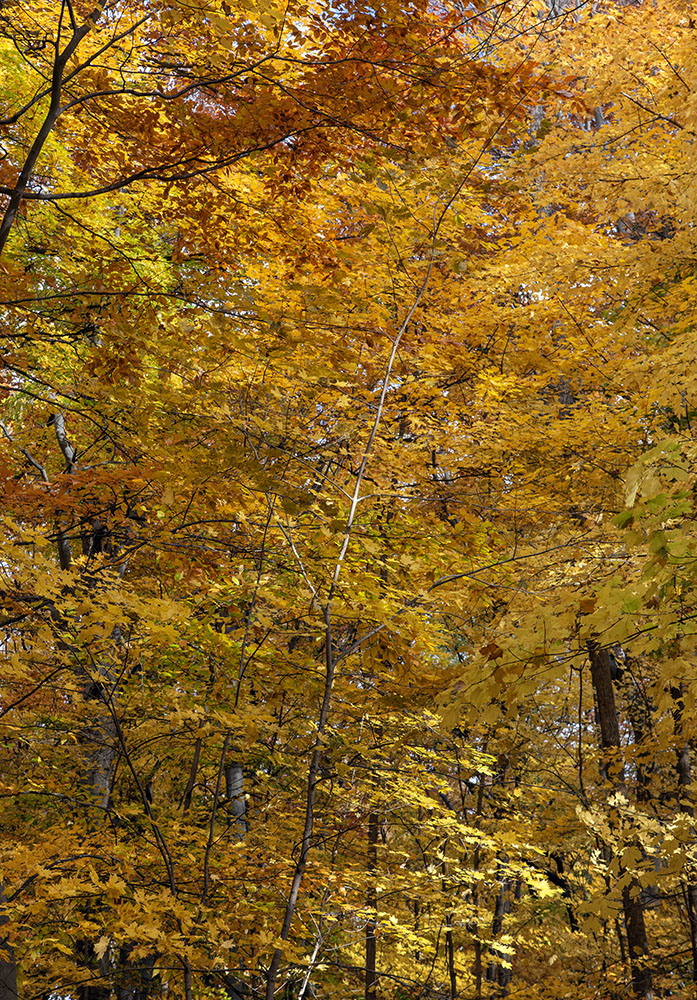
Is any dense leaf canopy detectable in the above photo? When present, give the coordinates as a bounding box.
[1,1,696,999]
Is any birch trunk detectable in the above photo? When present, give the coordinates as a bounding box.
[225,762,248,841]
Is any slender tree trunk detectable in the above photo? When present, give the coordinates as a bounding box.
[445,912,456,1000]
[440,857,456,1000]
[589,645,623,783]
[624,666,663,915]
[623,669,652,805]
[485,759,516,995]
[413,897,421,962]
[77,681,117,1000]
[474,934,482,999]
[684,882,697,983]
[77,940,110,1000]
[471,778,485,1000]
[588,643,654,999]
[365,811,378,1000]
[225,761,248,841]
[550,854,578,933]
[81,670,118,813]
[486,873,511,991]
[671,682,697,981]
[615,916,628,970]
[116,945,157,1000]
[0,882,17,1000]
[264,625,337,1000]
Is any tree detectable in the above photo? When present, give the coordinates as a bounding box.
[3,0,697,998]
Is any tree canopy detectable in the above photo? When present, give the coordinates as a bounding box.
[1,1,696,998]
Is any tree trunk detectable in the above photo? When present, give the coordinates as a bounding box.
[0,882,17,1000]
[441,858,456,1000]
[589,645,623,783]
[685,882,697,984]
[225,762,248,841]
[471,778,485,1000]
[116,945,157,1000]
[486,871,511,991]
[588,643,654,999]
[445,914,456,1000]
[623,664,652,804]
[77,938,110,1000]
[550,854,578,933]
[671,682,697,981]
[365,811,378,1000]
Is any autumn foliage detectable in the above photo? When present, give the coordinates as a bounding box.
[1,1,697,998]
